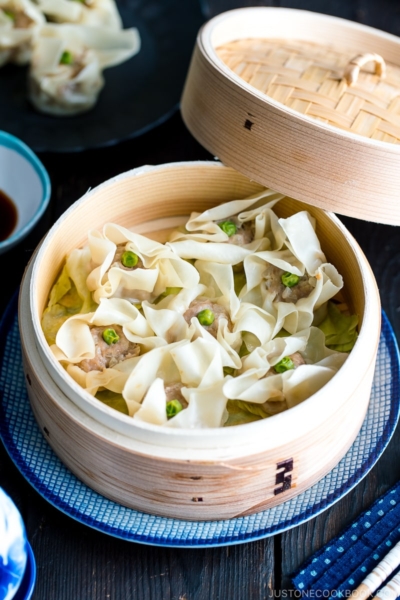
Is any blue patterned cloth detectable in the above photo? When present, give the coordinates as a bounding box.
[292,482,400,596]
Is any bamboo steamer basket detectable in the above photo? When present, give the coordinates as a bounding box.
[19,161,381,521]
[181,7,400,225]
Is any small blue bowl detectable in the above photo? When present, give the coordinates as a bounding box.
[0,131,51,254]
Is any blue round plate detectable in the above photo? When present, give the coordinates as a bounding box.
[13,543,36,600]
[0,291,399,548]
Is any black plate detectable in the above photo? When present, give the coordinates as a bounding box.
[0,0,205,152]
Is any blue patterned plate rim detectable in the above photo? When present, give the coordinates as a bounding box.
[0,290,399,548]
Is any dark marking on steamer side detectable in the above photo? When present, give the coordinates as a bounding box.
[277,459,293,472]
[274,458,294,495]
[244,119,254,130]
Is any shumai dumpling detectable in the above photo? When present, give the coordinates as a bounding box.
[34,0,122,30]
[28,23,140,116]
[0,0,44,66]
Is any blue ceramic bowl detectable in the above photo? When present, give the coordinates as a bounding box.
[0,487,29,600]
[0,131,51,254]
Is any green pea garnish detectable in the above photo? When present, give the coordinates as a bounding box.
[281,272,300,288]
[197,309,215,326]
[153,287,182,305]
[218,221,237,237]
[166,399,183,419]
[121,251,139,268]
[60,50,73,65]
[274,356,295,373]
[223,367,236,376]
[3,9,15,20]
[102,328,119,345]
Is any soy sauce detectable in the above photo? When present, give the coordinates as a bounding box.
[0,189,18,241]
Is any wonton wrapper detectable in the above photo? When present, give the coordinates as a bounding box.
[141,283,208,343]
[168,189,284,245]
[52,297,157,364]
[124,342,185,406]
[241,263,343,336]
[67,355,141,406]
[133,378,169,426]
[0,0,44,66]
[194,260,278,346]
[243,211,328,290]
[141,283,244,368]
[53,297,165,401]
[239,211,343,335]
[28,23,140,116]
[86,224,199,303]
[34,0,122,30]
[166,380,228,429]
[132,339,228,428]
[224,327,348,409]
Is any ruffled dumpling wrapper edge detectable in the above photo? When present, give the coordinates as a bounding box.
[0,0,45,65]
[168,189,285,243]
[87,224,200,303]
[52,297,155,364]
[134,342,229,428]
[224,327,348,407]
[34,0,122,30]
[28,24,140,116]
[194,261,277,346]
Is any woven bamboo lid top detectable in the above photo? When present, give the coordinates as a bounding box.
[216,39,400,144]
[181,8,400,224]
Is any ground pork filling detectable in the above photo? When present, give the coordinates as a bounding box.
[216,217,254,246]
[183,299,232,338]
[4,9,33,28]
[78,324,140,373]
[263,264,315,303]
[164,382,188,408]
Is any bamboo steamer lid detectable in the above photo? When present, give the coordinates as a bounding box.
[181,7,400,225]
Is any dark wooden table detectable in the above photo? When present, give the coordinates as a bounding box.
[1,1,400,598]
